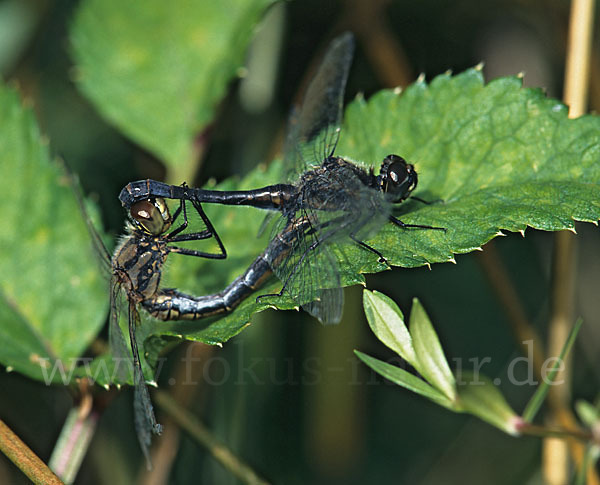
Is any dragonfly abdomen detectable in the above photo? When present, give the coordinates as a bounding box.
[191,184,297,211]
[142,253,273,320]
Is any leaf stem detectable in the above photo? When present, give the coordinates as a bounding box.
[0,419,64,485]
[154,389,270,485]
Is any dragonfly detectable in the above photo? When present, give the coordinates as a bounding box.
[139,155,430,324]
[120,32,444,324]
[72,179,225,467]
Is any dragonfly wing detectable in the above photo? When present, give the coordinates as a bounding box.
[300,276,344,325]
[257,211,277,238]
[267,159,393,324]
[283,32,355,181]
[268,208,344,325]
[109,281,132,384]
[69,171,113,274]
[128,300,162,469]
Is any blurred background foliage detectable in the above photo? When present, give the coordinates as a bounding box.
[0,0,599,484]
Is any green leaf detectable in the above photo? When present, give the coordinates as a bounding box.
[71,0,275,174]
[0,83,106,383]
[184,68,600,334]
[354,351,453,409]
[339,68,600,269]
[181,69,600,336]
[357,351,521,434]
[64,68,600,384]
[409,298,456,401]
[362,290,417,365]
[358,293,519,434]
[110,69,600,373]
[456,371,520,435]
[522,317,583,422]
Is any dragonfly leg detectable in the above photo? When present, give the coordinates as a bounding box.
[170,198,183,220]
[255,288,284,303]
[410,196,444,205]
[167,200,219,242]
[169,246,227,259]
[190,198,227,259]
[166,198,191,238]
[349,233,387,263]
[389,215,446,232]
[255,244,316,303]
[168,230,213,242]
[255,260,305,303]
[165,197,228,258]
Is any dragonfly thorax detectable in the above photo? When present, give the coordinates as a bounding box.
[130,198,172,236]
[378,154,418,203]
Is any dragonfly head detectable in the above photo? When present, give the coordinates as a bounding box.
[378,154,418,203]
[129,197,172,235]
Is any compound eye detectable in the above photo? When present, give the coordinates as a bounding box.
[130,199,167,235]
[381,154,418,202]
[388,161,409,186]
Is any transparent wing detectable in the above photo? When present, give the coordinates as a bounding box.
[267,162,392,325]
[69,171,113,275]
[302,287,344,326]
[71,169,140,387]
[108,280,132,385]
[268,211,344,325]
[257,211,277,238]
[69,165,162,466]
[128,300,162,469]
[283,32,355,182]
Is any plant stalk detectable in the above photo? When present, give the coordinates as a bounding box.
[0,419,63,485]
[545,0,596,484]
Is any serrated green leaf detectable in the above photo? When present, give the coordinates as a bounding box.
[354,350,453,409]
[123,70,600,371]
[77,69,600,382]
[362,289,417,365]
[183,69,600,335]
[409,298,456,401]
[71,0,275,173]
[456,371,520,435]
[339,69,600,269]
[0,83,106,383]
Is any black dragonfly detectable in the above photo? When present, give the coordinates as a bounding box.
[121,32,444,324]
[72,178,225,466]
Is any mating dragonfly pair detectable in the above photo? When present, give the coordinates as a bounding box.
[77,33,444,465]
